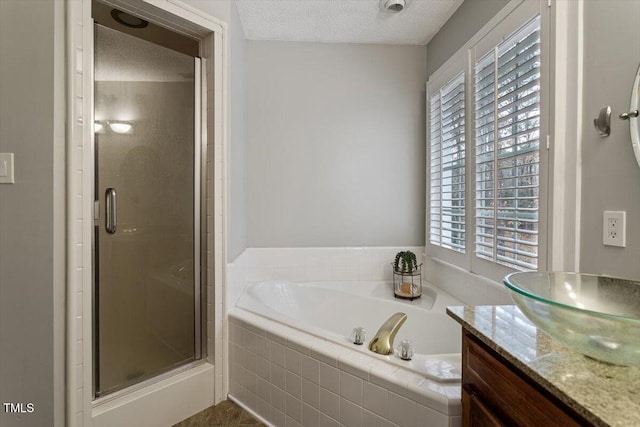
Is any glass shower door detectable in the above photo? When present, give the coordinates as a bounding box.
[94,24,201,397]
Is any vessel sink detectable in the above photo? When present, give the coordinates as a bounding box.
[504,272,640,366]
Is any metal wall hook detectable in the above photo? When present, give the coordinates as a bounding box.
[620,110,639,120]
[594,106,612,137]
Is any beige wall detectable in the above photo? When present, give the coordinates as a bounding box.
[579,0,640,277]
[247,41,427,248]
[182,0,249,260]
[426,0,509,77]
[228,1,249,259]
[0,1,65,426]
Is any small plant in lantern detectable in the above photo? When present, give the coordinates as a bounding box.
[392,251,422,300]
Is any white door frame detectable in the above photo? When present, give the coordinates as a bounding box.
[65,1,228,425]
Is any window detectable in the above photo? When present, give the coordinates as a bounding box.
[429,72,466,253]
[427,0,548,280]
[474,16,542,271]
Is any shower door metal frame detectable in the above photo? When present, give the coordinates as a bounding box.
[91,25,207,399]
[194,56,208,363]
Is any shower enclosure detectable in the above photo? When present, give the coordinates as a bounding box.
[93,21,203,397]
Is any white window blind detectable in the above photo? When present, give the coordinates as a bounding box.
[430,72,465,252]
[474,15,541,270]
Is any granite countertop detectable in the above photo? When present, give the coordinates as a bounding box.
[447,305,640,427]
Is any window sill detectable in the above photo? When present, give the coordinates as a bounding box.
[424,256,512,306]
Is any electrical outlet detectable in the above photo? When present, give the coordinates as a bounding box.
[603,211,626,247]
[0,153,14,184]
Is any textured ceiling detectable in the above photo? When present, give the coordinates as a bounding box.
[234,0,463,45]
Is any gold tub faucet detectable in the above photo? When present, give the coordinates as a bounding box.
[368,312,407,355]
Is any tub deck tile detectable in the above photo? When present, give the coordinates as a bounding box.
[301,354,320,384]
[405,380,451,415]
[363,381,389,419]
[266,330,288,346]
[369,368,403,396]
[319,362,341,394]
[337,352,372,381]
[270,342,286,367]
[301,378,320,409]
[310,342,346,367]
[286,330,312,354]
[302,402,320,427]
[362,409,392,427]
[285,347,303,375]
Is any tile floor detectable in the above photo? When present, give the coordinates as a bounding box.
[173,400,265,427]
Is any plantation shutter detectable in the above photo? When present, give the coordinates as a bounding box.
[474,15,541,270]
[429,72,465,253]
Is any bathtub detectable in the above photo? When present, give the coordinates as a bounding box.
[229,281,463,427]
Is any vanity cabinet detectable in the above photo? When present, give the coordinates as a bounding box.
[461,331,592,427]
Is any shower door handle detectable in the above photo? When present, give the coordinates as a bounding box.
[105,188,117,234]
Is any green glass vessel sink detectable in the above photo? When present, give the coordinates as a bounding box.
[504,272,640,366]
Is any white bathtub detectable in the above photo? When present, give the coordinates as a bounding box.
[229,281,463,427]
[238,281,462,378]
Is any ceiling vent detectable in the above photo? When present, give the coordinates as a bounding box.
[384,0,406,12]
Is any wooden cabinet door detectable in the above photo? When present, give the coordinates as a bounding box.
[461,332,590,427]
[462,385,507,427]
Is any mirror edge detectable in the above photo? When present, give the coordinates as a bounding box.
[629,63,640,167]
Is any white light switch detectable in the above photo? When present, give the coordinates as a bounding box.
[0,153,15,184]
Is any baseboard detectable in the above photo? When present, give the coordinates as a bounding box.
[228,393,274,427]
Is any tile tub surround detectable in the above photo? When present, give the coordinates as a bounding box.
[447,305,640,427]
[226,247,425,309]
[226,248,515,323]
[229,310,462,427]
